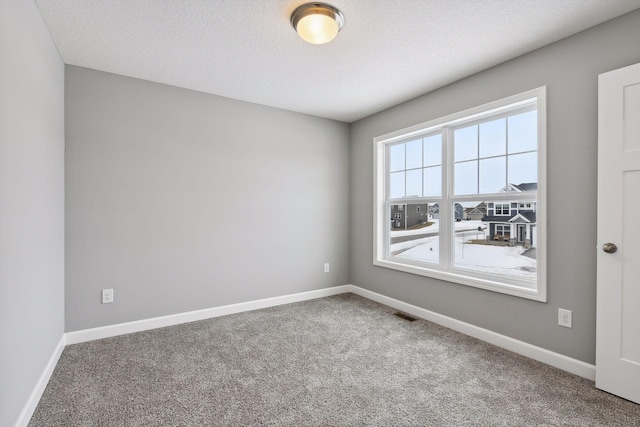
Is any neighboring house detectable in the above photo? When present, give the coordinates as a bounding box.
[463,202,487,220]
[430,203,464,221]
[482,183,537,247]
[390,203,429,229]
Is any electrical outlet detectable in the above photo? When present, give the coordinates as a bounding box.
[558,308,572,328]
[102,288,114,304]
[324,263,330,273]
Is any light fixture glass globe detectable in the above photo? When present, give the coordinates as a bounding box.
[296,13,339,45]
[291,3,344,45]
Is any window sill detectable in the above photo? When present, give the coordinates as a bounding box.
[373,258,546,302]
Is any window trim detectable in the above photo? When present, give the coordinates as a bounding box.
[495,203,510,215]
[373,87,547,302]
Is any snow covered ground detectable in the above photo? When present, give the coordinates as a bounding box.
[390,219,483,237]
[390,220,536,280]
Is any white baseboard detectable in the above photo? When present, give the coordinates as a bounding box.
[66,285,352,345]
[348,285,596,381]
[14,334,66,427]
[62,284,596,379]
[22,283,595,427]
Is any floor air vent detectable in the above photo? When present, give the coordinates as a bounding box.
[393,312,417,322]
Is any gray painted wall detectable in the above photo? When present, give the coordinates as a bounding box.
[65,66,350,331]
[5,5,640,423]
[0,0,65,425]
[350,10,640,365]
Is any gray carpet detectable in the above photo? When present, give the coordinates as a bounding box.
[29,293,640,426]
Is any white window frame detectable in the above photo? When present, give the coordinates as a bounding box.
[495,203,510,215]
[373,87,547,302]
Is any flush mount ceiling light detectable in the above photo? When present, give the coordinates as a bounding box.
[291,2,345,45]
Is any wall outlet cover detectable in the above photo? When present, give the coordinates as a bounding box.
[102,288,114,304]
[558,308,572,328]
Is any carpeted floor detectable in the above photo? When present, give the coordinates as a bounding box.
[29,293,640,426]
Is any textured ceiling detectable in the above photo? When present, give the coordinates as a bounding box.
[35,0,640,123]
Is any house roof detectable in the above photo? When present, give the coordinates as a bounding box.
[513,183,538,192]
[483,212,537,223]
[465,202,487,213]
[508,212,537,223]
[498,182,538,192]
[464,207,486,214]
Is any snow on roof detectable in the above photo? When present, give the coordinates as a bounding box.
[514,183,538,192]
[499,182,538,192]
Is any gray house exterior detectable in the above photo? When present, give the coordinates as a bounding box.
[482,183,537,248]
[390,203,429,230]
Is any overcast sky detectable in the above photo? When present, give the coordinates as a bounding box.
[390,110,537,199]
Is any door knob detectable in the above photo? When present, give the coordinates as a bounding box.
[602,243,618,253]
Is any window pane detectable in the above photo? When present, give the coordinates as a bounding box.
[453,200,536,284]
[455,160,478,195]
[389,143,405,172]
[508,110,537,154]
[508,152,537,185]
[390,202,439,264]
[479,118,506,158]
[390,171,405,198]
[479,157,506,193]
[406,169,422,197]
[494,203,510,215]
[423,166,441,197]
[406,139,422,170]
[423,134,441,167]
[454,125,477,162]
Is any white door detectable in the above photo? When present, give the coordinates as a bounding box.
[596,62,640,404]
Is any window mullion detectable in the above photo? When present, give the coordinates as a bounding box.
[421,138,424,198]
[404,143,407,198]
[384,200,390,259]
[385,144,391,200]
[442,127,454,270]
[476,125,480,195]
[505,115,509,189]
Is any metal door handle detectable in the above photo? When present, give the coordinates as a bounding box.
[602,243,618,254]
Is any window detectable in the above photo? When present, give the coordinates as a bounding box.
[495,225,508,237]
[374,87,546,301]
[495,203,510,215]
